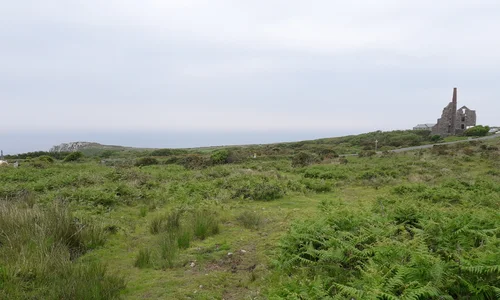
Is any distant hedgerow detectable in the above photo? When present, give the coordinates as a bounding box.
[63,151,84,162]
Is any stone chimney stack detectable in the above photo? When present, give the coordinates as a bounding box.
[450,87,458,135]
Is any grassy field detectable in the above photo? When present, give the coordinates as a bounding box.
[1,133,499,299]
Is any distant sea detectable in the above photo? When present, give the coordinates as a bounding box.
[0,129,361,155]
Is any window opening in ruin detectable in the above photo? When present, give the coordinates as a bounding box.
[461,116,465,122]
[461,124,465,129]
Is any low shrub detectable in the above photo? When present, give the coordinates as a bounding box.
[135,157,159,167]
[430,134,442,142]
[37,155,55,163]
[432,145,449,155]
[464,125,490,137]
[28,160,50,169]
[358,150,376,157]
[224,173,287,201]
[301,178,333,192]
[237,210,263,230]
[462,147,475,156]
[63,151,84,162]
[178,154,211,169]
[150,148,188,156]
[99,150,117,158]
[210,149,230,165]
[303,166,349,180]
[234,182,284,201]
[61,187,117,206]
[291,151,318,168]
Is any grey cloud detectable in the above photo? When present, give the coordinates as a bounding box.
[1,0,499,141]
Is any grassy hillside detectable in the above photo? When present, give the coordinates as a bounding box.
[1,134,499,299]
[5,129,469,161]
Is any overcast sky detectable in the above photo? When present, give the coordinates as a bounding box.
[1,1,499,153]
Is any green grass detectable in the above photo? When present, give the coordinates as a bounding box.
[237,210,263,230]
[1,135,499,298]
[134,248,154,269]
[192,209,220,240]
[159,233,179,268]
[0,199,124,299]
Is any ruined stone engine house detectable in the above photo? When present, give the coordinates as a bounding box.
[431,88,476,136]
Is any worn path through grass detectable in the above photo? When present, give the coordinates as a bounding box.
[82,188,380,299]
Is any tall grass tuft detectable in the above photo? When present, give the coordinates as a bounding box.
[176,227,192,249]
[149,209,183,234]
[0,200,124,299]
[192,209,220,240]
[134,248,153,268]
[149,214,167,234]
[237,210,263,230]
[139,206,148,217]
[159,233,178,268]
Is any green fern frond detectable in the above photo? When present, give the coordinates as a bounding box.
[331,282,364,298]
[460,265,500,275]
[401,284,440,300]
[374,291,400,300]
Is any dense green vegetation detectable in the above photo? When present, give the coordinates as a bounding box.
[1,129,464,161]
[5,150,72,160]
[465,125,491,137]
[0,131,499,299]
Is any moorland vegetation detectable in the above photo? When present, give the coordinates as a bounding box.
[1,130,499,299]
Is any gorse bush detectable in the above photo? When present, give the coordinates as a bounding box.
[63,151,84,162]
[37,155,55,163]
[210,149,230,165]
[301,178,333,192]
[135,157,159,167]
[291,151,318,168]
[358,150,376,157]
[178,154,211,169]
[221,172,288,201]
[233,181,285,201]
[302,165,349,180]
[430,134,442,142]
[150,148,188,156]
[464,125,490,136]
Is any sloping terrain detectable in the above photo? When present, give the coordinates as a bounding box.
[1,134,499,299]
